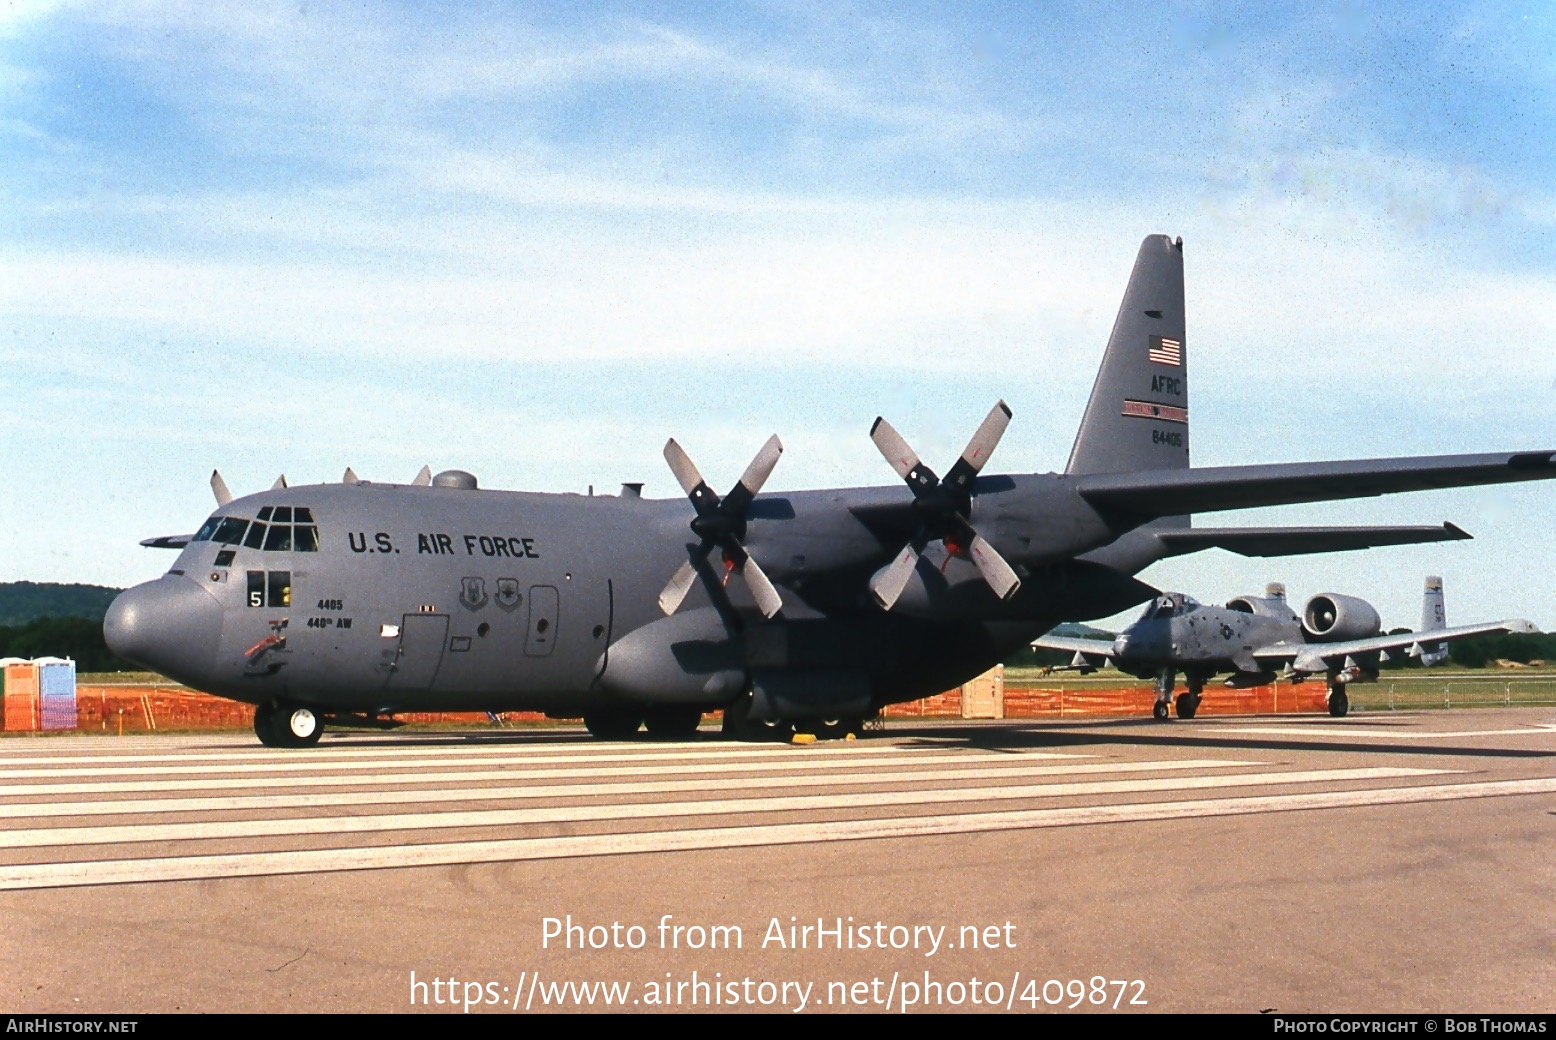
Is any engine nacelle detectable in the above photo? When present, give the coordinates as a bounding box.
[1302,593,1381,642]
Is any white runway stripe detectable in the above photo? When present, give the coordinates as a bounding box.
[0,750,1027,797]
[0,758,1254,819]
[6,776,1548,890]
[0,739,963,768]
[0,767,1447,849]
[0,743,1025,780]
[1217,725,1556,740]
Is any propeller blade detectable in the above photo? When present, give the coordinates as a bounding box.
[342,467,360,485]
[739,435,783,494]
[271,474,288,490]
[721,434,783,516]
[869,417,921,480]
[870,544,921,611]
[663,438,717,513]
[658,556,702,616]
[968,533,1021,601]
[740,555,784,619]
[210,470,233,507]
[412,465,432,487]
[944,400,1012,492]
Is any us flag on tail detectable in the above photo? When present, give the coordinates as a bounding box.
[1148,335,1182,366]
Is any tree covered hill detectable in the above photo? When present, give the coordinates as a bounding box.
[0,582,123,627]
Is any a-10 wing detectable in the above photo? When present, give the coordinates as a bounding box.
[1253,619,1540,676]
[1031,634,1119,672]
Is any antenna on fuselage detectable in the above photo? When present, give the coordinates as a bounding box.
[412,465,433,487]
[343,467,360,484]
[211,470,233,507]
[271,474,288,490]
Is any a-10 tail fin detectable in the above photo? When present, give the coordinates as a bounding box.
[1414,575,1450,666]
[1066,234,1188,478]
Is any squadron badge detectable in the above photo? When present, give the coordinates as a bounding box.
[495,578,521,611]
[460,576,488,611]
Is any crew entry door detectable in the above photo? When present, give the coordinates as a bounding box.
[386,614,449,688]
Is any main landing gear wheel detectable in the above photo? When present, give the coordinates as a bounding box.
[583,710,643,740]
[1175,693,1200,720]
[643,706,703,740]
[1328,689,1350,717]
[1152,700,1170,721]
[720,695,791,743]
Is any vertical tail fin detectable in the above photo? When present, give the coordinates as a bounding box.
[1417,575,1449,666]
[1066,235,1188,477]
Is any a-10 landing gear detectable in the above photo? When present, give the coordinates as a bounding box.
[1327,682,1350,717]
[254,699,324,748]
[1152,670,1203,721]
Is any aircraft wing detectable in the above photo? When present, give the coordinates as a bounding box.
[1075,452,1556,518]
[139,534,193,549]
[1031,634,1118,658]
[1254,620,1540,675]
[1154,522,1470,558]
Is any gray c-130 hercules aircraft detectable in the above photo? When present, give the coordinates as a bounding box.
[104,235,1556,746]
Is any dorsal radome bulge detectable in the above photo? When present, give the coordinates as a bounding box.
[1266,582,1286,601]
[433,470,479,490]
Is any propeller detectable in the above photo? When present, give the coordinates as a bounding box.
[658,435,785,619]
[867,400,1021,610]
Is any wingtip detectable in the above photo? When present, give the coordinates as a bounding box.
[1443,521,1472,539]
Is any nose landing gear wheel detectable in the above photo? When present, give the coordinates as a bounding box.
[257,701,323,747]
[253,701,281,747]
[1152,700,1170,721]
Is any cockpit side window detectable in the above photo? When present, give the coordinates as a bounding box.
[192,517,221,543]
[294,525,319,552]
[212,517,249,545]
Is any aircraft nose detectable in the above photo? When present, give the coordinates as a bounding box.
[104,575,223,681]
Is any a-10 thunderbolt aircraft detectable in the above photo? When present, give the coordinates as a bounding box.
[1034,577,1537,720]
[104,235,1556,746]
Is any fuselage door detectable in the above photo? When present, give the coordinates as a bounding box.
[526,585,558,657]
[386,613,449,688]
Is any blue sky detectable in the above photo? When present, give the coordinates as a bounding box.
[2,1,1554,629]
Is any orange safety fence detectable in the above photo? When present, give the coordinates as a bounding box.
[0,681,1339,735]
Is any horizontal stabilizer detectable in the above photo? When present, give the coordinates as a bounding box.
[140,534,192,550]
[1077,452,1555,518]
[1155,522,1471,558]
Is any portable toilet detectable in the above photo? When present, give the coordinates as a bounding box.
[1,659,40,732]
[37,657,78,730]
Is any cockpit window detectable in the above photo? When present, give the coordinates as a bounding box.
[194,507,318,553]
[263,524,293,552]
[212,517,249,545]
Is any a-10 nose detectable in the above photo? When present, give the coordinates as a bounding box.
[103,574,224,684]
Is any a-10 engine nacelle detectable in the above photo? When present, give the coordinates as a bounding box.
[1302,593,1381,642]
